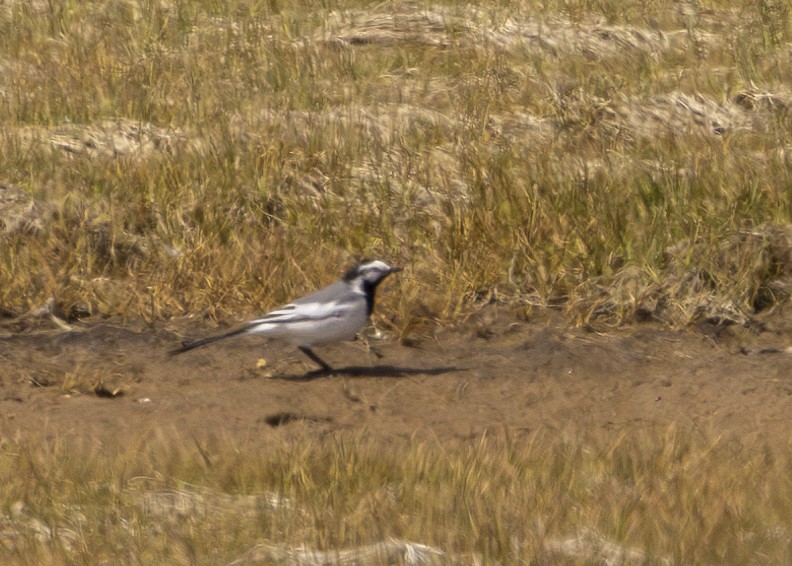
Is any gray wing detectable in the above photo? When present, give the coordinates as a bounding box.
[170,281,360,355]
[247,281,359,325]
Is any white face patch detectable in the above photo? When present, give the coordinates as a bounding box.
[360,260,390,272]
[342,259,400,285]
[358,260,392,283]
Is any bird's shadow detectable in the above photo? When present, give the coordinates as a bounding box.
[278,365,463,381]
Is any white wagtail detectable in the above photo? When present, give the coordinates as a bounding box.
[170,259,402,373]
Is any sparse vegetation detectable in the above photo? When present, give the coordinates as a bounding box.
[0,427,791,565]
[3,0,792,563]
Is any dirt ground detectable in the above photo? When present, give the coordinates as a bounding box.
[1,308,792,451]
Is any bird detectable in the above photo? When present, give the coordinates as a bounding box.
[170,259,402,373]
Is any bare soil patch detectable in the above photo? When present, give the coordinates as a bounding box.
[2,309,791,451]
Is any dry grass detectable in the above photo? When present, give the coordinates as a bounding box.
[1,0,792,332]
[0,427,790,564]
[3,1,792,562]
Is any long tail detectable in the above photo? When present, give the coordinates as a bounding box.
[169,325,252,356]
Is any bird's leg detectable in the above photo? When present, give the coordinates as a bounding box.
[353,334,383,359]
[298,347,333,373]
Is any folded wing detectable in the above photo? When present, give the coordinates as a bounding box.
[245,298,353,331]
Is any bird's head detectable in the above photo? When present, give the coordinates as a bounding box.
[343,259,402,288]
